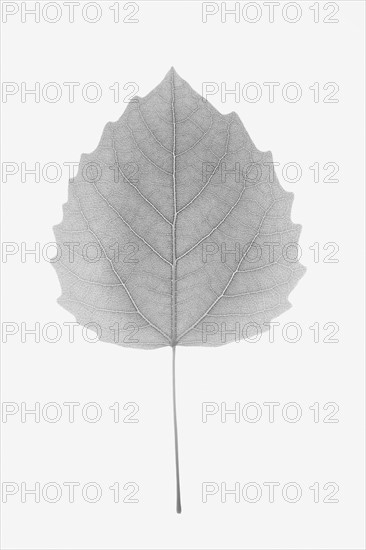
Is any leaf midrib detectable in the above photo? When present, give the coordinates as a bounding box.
[171,70,178,347]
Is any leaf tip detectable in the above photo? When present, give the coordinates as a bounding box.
[166,66,180,80]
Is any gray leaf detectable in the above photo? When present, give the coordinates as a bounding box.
[53,67,305,349]
[53,68,305,513]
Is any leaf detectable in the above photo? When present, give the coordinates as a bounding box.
[53,68,305,512]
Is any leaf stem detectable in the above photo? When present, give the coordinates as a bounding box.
[172,345,182,513]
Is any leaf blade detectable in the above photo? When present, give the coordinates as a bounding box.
[53,68,305,349]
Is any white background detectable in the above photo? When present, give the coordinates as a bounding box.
[1,1,365,549]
